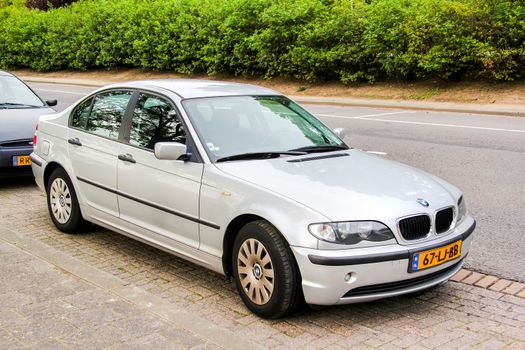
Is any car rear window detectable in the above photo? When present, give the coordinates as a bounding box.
[70,97,93,129]
[70,90,132,140]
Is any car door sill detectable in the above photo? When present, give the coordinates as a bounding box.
[87,214,225,275]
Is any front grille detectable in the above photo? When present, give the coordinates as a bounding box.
[398,215,431,240]
[435,207,454,234]
[0,139,32,148]
[343,259,463,298]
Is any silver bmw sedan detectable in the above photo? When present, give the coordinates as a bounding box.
[31,80,475,318]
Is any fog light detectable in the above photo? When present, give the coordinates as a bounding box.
[344,273,356,283]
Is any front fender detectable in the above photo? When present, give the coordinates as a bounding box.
[198,164,328,259]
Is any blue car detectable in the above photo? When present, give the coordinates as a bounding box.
[0,70,56,178]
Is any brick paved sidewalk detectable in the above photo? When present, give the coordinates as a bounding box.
[0,238,212,349]
[1,178,525,349]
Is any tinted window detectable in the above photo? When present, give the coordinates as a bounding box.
[87,91,132,139]
[70,97,93,129]
[129,93,186,150]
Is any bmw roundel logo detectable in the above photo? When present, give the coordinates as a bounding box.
[417,198,430,207]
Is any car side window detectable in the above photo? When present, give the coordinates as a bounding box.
[86,91,132,139]
[70,97,93,129]
[129,93,186,150]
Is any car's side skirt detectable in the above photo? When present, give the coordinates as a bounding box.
[83,205,225,275]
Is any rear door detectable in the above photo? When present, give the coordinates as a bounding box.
[68,90,133,217]
[116,91,203,247]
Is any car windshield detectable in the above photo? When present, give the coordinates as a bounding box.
[183,96,347,161]
[0,75,45,108]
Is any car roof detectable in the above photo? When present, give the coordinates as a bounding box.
[0,70,14,77]
[102,79,280,99]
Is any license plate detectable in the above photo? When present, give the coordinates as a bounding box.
[410,240,462,272]
[12,155,31,166]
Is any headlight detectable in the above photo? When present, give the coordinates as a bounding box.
[457,196,467,223]
[308,221,394,245]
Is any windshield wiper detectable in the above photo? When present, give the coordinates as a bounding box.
[289,145,349,153]
[216,151,307,163]
[0,102,41,108]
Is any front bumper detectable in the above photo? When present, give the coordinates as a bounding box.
[292,216,476,305]
[0,146,33,178]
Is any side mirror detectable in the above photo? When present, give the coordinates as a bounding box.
[333,127,346,140]
[154,142,189,161]
[45,99,58,107]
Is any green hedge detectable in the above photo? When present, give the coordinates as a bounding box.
[1,0,524,82]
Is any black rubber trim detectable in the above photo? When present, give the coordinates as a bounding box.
[287,153,349,163]
[76,176,220,230]
[77,177,118,194]
[308,220,476,266]
[308,251,409,266]
[29,153,42,167]
[461,219,476,241]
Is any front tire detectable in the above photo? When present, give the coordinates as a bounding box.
[46,167,86,233]
[232,220,302,318]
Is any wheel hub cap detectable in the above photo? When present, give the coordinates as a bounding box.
[237,238,275,305]
[49,178,72,224]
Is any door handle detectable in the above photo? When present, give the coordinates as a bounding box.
[118,153,136,164]
[67,137,82,146]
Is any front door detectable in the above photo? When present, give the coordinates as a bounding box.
[117,92,203,248]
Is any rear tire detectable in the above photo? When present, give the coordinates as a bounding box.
[232,220,302,318]
[46,167,86,233]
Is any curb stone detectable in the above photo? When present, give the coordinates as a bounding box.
[19,75,525,117]
[453,268,525,298]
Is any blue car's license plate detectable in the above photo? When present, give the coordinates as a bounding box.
[12,155,31,166]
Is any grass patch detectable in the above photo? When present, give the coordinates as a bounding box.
[409,88,440,100]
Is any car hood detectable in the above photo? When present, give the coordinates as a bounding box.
[215,150,459,222]
[0,107,54,142]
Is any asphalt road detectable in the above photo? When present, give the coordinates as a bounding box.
[29,82,525,282]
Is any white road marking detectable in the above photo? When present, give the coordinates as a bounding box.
[316,111,415,119]
[32,88,88,96]
[366,151,388,156]
[361,117,525,133]
[31,81,95,88]
[316,112,525,133]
